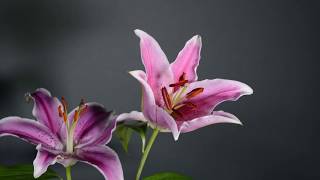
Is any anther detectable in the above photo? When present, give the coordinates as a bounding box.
[161,87,172,109]
[169,79,188,88]
[61,97,68,111]
[58,105,63,117]
[73,110,80,123]
[171,109,183,119]
[186,88,204,99]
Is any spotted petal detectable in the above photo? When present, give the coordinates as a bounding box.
[134,29,173,105]
[76,146,124,180]
[170,35,202,82]
[0,117,63,150]
[180,111,242,133]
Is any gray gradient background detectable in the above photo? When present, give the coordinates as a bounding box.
[0,0,319,179]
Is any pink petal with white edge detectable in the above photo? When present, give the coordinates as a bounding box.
[30,88,64,136]
[177,79,253,121]
[134,29,173,105]
[76,145,124,180]
[170,35,202,82]
[33,146,57,178]
[129,70,179,139]
[180,111,242,133]
[0,117,63,149]
[129,70,157,123]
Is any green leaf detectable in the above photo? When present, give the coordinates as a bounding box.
[115,121,148,153]
[0,164,61,180]
[143,172,192,180]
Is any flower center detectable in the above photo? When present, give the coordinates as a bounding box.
[58,97,87,153]
[161,73,204,121]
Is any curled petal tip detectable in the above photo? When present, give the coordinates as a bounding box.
[235,119,243,126]
[243,84,254,95]
[192,35,202,43]
[134,29,146,38]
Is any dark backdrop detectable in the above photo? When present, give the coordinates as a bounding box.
[0,0,319,179]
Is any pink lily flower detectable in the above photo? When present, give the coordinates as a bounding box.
[0,88,123,180]
[119,29,253,140]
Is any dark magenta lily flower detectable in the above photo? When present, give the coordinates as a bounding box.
[0,88,123,180]
[119,29,253,140]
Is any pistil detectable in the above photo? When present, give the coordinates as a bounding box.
[58,98,87,153]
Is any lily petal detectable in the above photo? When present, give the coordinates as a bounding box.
[170,35,202,82]
[129,70,179,139]
[129,70,156,123]
[68,103,115,148]
[0,117,63,149]
[180,111,242,133]
[30,88,63,136]
[134,29,173,105]
[177,79,253,121]
[76,146,124,180]
[116,111,147,123]
[154,106,180,141]
[33,146,57,178]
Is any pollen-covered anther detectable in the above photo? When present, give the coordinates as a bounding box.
[186,88,204,99]
[73,99,87,122]
[57,97,68,123]
[61,97,68,111]
[58,105,63,117]
[73,110,80,122]
[161,87,172,109]
[169,79,188,88]
[171,72,188,92]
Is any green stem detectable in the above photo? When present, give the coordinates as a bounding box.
[135,128,159,180]
[66,166,72,180]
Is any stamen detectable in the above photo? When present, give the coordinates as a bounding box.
[169,80,188,88]
[161,87,172,109]
[73,99,87,122]
[63,112,67,123]
[61,97,68,112]
[171,109,183,119]
[171,72,188,92]
[58,105,63,117]
[73,110,80,123]
[186,88,204,99]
